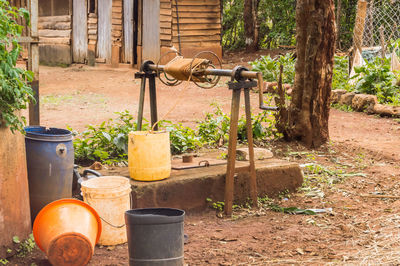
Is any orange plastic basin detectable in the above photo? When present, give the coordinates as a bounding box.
[33,199,102,266]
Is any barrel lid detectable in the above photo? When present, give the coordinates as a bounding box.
[24,126,72,142]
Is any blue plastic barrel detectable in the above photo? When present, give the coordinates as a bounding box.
[24,126,74,221]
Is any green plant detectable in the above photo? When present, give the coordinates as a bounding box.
[164,121,202,154]
[278,189,291,200]
[302,163,365,190]
[249,53,295,84]
[258,0,296,49]
[218,152,227,160]
[269,205,316,215]
[72,106,281,165]
[197,104,281,147]
[222,0,245,50]
[0,0,34,132]
[206,198,225,212]
[0,258,8,265]
[332,56,353,91]
[238,109,281,141]
[72,111,204,165]
[222,0,356,51]
[15,234,35,257]
[7,234,36,259]
[197,105,230,146]
[71,110,141,165]
[331,103,354,112]
[258,195,273,205]
[352,57,400,104]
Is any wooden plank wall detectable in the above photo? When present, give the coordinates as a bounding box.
[38,15,72,45]
[160,0,172,47]
[142,0,160,62]
[123,0,134,63]
[97,0,112,62]
[112,0,123,47]
[72,0,87,62]
[169,0,221,48]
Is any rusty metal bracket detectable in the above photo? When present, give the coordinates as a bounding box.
[228,80,257,90]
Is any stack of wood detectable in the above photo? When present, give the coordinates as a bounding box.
[38,15,72,45]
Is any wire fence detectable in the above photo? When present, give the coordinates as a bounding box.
[355,0,400,49]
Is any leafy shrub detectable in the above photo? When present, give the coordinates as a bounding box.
[0,1,34,132]
[237,109,282,142]
[71,111,139,165]
[197,105,230,146]
[249,53,295,84]
[72,106,282,165]
[72,112,207,164]
[164,121,202,154]
[332,56,353,91]
[352,57,400,105]
[197,104,281,147]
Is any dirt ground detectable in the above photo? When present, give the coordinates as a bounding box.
[9,51,400,265]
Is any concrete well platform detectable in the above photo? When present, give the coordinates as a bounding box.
[102,159,303,212]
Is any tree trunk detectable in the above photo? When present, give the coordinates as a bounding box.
[244,0,259,51]
[278,0,336,148]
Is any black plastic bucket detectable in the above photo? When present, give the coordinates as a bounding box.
[125,208,185,266]
[24,126,74,221]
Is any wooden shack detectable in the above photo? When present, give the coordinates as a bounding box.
[37,0,222,67]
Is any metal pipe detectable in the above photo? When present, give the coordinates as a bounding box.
[146,63,277,111]
[147,64,258,79]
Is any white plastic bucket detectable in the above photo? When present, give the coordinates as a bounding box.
[81,176,131,246]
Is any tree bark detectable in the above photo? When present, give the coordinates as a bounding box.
[278,0,336,148]
[244,0,259,51]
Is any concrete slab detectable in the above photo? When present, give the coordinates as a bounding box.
[102,158,303,212]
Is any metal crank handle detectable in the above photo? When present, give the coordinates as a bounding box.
[257,72,279,111]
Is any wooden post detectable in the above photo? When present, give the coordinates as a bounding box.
[111,45,120,68]
[336,0,342,49]
[224,89,241,216]
[379,26,386,58]
[367,0,375,47]
[353,0,368,53]
[28,0,40,125]
[137,0,142,66]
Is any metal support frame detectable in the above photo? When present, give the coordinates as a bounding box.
[135,61,278,216]
[223,67,259,215]
[135,61,159,131]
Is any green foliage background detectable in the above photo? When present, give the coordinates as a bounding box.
[222,0,358,51]
[0,0,34,132]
